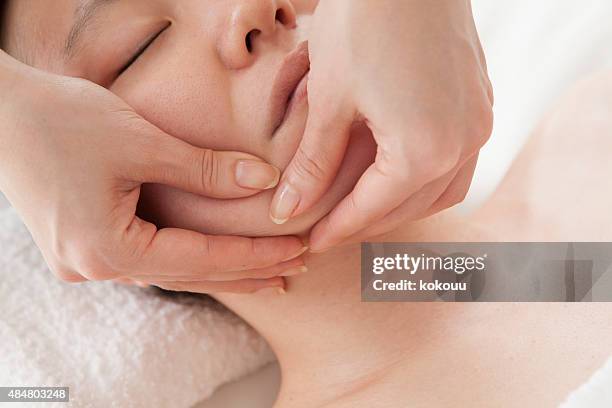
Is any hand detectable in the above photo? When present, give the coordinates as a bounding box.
[0,52,306,293]
[269,0,493,251]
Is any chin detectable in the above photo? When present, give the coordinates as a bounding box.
[139,123,376,237]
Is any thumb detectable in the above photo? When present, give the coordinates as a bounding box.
[130,127,281,199]
[269,102,354,224]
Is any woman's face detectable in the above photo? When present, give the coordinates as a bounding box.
[2,0,375,236]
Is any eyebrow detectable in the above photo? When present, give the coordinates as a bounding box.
[64,0,118,57]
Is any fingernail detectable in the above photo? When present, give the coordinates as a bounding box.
[280,266,308,277]
[235,160,281,190]
[270,183,300,224]
[282,246,309,262]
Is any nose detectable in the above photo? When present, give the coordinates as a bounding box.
[219,0,297,70]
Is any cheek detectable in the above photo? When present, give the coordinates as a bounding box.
[113,56,237,151]
[139,124,376,237]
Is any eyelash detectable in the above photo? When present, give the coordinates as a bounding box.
[117,23,171,77]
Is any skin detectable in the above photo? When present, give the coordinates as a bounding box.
[213,74,612,407]
[1,0,493,286]
[270,0,493,252]
[1,0,373,238]
[0,0,327,291]
[3,1,611,406]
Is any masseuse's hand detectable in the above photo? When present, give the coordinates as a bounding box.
[0,52,306,293]
[270,0,494,251]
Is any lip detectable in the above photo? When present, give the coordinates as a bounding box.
[269,41,310,136]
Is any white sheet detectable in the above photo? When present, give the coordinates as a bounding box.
[465,0,612,210]
[456,1,612,405]
[561,357,612,407]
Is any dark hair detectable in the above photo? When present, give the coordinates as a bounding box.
[0,1,5,50]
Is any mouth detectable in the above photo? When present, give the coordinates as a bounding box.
[269,41,310,136]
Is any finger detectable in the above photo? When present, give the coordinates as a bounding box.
[113,277,135,286]
[150,277,286,295]
[309,148,461,252]
[308,162,417,251]
[130,256,307,282]
[335,170,459,245]
[48,261,88,283]
[269,92,355,224]
[113,277,149,288]
[122,220,307,280]
[308,121,469,251]
[426,155,479,216]
[55,269,88,283]
[130,127,281,198]
[315,156,477,248]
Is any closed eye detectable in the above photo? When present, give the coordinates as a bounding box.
[117,22,171,77]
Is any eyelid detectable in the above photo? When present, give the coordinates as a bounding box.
[117,21,171,77]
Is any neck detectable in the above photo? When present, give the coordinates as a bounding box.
[215,214,612,407]
[215,215,467,404]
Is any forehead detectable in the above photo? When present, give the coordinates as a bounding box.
[1,0,77,68]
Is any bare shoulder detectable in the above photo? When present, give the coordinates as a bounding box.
[474,69,612,241]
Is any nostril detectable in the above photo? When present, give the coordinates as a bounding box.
[275,7,296,28]
[245,29,260,53]
[275,9,288,24]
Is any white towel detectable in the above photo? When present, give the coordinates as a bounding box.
[0,207,274,408]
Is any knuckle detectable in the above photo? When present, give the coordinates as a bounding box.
[62,275,86,284]
[197,149,220,193]
[45,237,89,282]
[373,147,409,184]
[49,237,69,265]
[344,193,361,219]
[51,264,82,283]
[290,145,328,182]
[73,247,114,281]
[436,175,473,210]
[391,126,462,183]
[45,225,140,283]
[198,235,220,273]
[421,138,462,179]
[113,218,156,271]
[447,187,469,207]
[472,103,494,149]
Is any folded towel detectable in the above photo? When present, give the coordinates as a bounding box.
[0,207,274,408]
